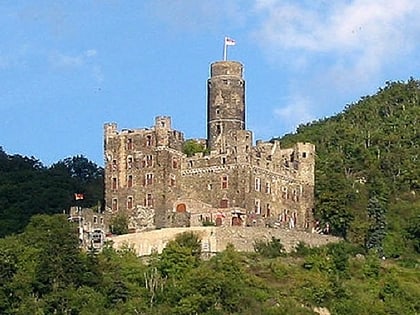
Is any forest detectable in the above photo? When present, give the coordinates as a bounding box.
[0,79,419,314]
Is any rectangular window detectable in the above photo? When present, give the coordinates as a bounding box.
[255,178,261,192]
[112,159,117,171]
[93,216,98,224]
[146,155,153,167]
[221,175,228,189]
[254,199,261,214]
[145,173,153,185]
[127,175,133,188]
[146,135,152,146]
[127,138,133,150]
[145,193,153,207]
[112,177,117,190]
[265,182,271,194]
[266,204,271,217]
[127,156,133,169]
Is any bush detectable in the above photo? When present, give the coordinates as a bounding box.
[254,237,285,258]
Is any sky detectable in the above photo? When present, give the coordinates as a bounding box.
[1,0,419,166]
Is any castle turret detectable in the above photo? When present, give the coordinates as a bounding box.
[207,61,245,152]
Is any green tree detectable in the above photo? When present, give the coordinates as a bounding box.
[366,196,387,256]
[182,139,206,157]
[110,213,129,235]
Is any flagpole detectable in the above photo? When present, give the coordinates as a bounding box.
[223,37,227,61]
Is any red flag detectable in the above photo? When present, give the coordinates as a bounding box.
[74,193,84,200]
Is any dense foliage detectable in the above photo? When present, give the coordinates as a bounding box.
[0,151,103,237]
[1,217,418,314]
[274,79,420,255]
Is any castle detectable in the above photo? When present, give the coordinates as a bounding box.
[104,60,315,232]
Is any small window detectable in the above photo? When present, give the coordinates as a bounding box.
[100,217,104,224]
[172,158,178,169]
[266,204,271,217]
[127,175,133,188]
[221,175,228,189]
[189,160,193,168]
[146,155,153,167]
[265,182,271,194]
[145,173,153,185]
[112,198,118,211]
[93,216,98,224]
[221,157,226,165]
[302,152,307,158]
[207,183,212,190]
[254,199,261,214]
[220,199,228,208]
[146,135,152,146]
[145,193,153,207]
[127,156,133,169]
[112,177,117,190]
[216,124,221,134]
[127,196,133,209]
[127,138,133,150]
[111,159,117,171]
[255,178,261,192]
[216,107,220,115]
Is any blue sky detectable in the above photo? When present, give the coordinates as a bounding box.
[1,1,419,166]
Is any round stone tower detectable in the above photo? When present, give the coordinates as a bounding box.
[207,61,245,151]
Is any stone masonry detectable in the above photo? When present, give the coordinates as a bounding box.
[110,226,341,256]
[104,60,315,232]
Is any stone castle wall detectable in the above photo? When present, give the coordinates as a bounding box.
[110,226,341,256]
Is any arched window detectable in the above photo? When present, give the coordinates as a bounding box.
[127,175,133,188]
[112,198,118,211]
[127,196,133,209]
[176,203,187,213]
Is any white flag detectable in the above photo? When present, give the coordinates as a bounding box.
[225,37,236,46]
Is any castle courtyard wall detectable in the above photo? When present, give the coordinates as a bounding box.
[110,226,341,256]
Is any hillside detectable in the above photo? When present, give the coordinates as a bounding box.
[1,217,419,314]
[0,151,103,237]
[275,79,420,255]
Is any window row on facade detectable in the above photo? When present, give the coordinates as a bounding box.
[111,173,176,190]
[110,156,179,171]
[111,194,154,211]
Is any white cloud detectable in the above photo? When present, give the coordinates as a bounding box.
[85,49,97,57]
[252,0,420,85]
[50,52,83,68]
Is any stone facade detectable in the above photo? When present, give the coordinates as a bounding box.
[104,60,315,232]
[110,226,341,256]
